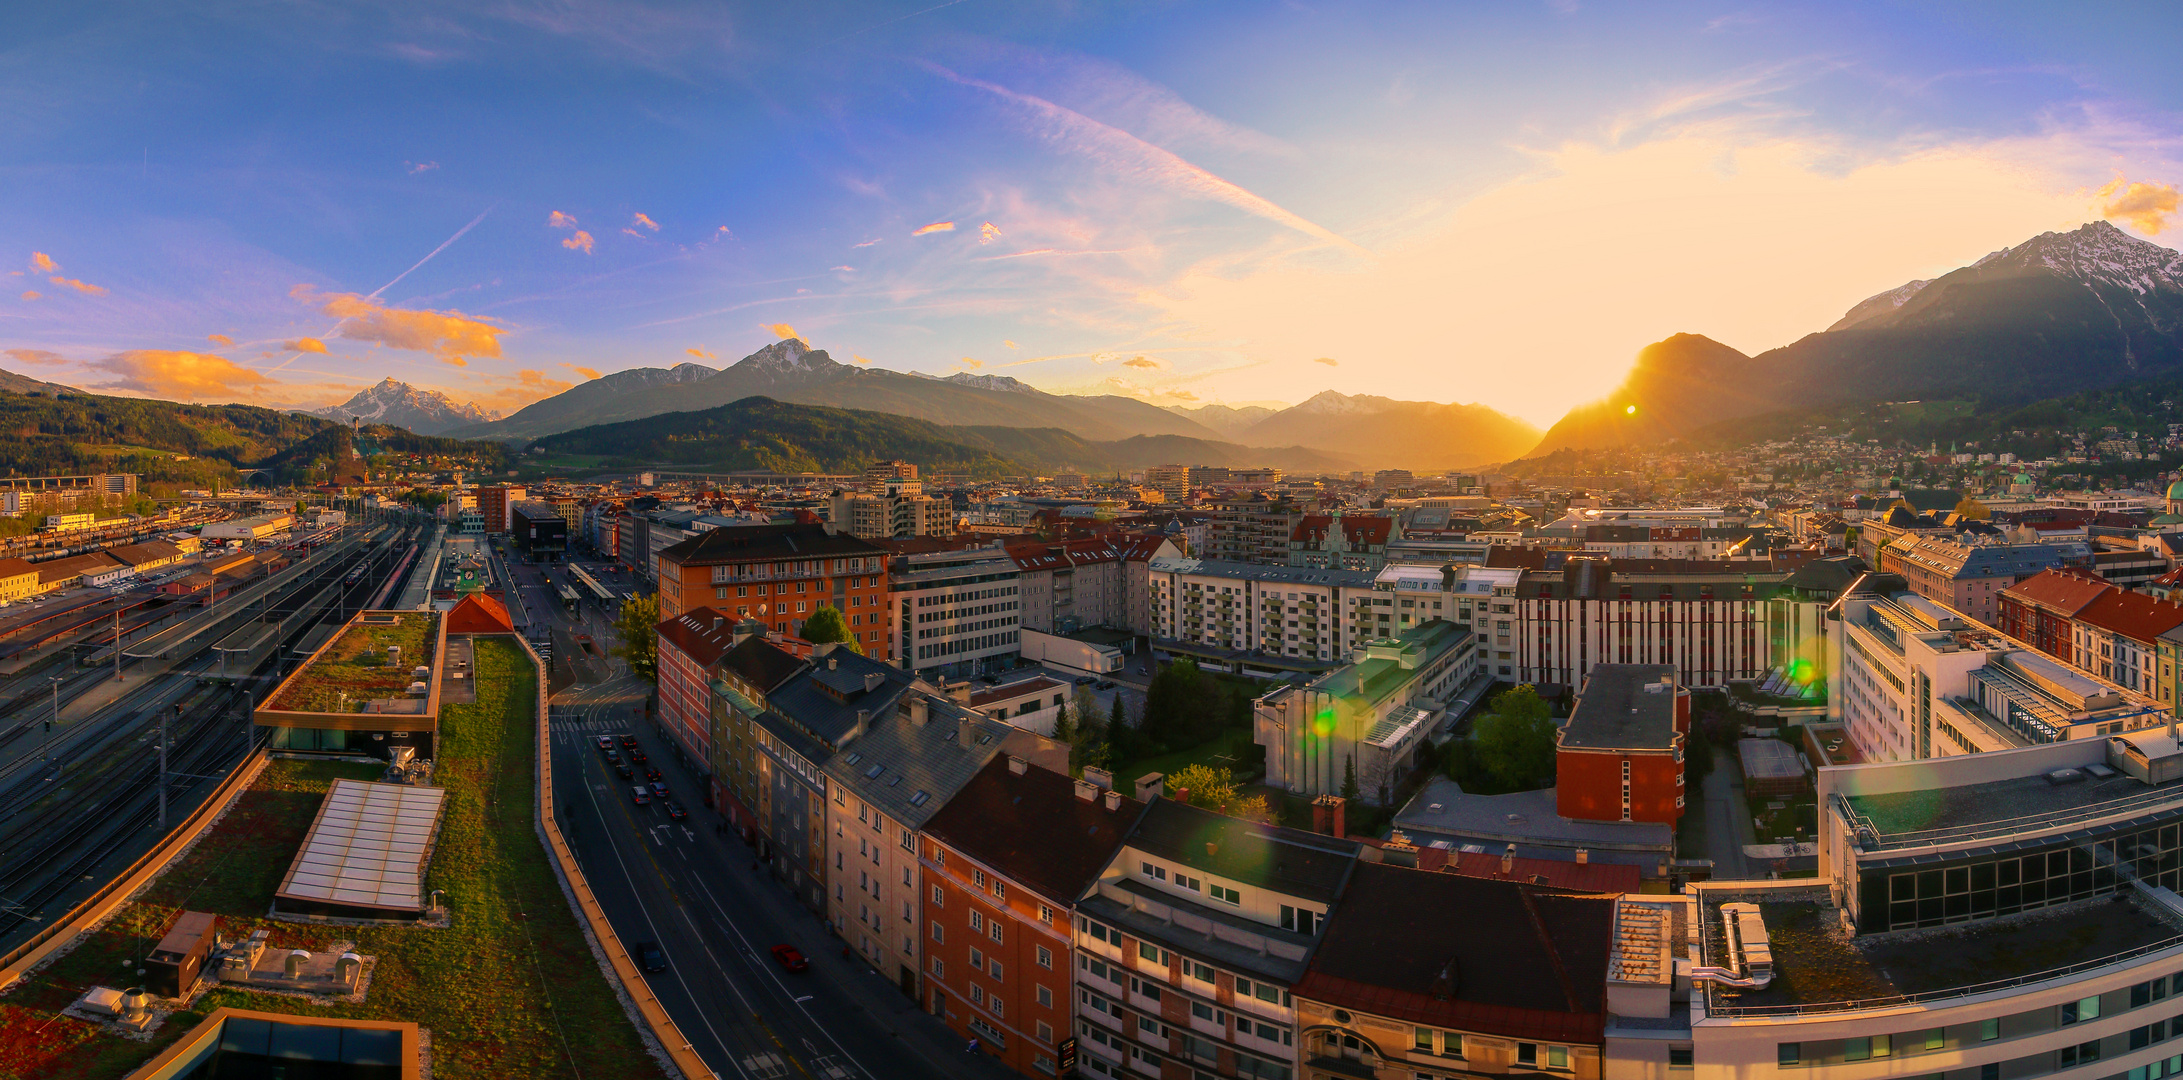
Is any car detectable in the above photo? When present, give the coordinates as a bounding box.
[643,764,662,781]
[604,749,621,765]
[1095,680,1117,691]
[1073,675,1096,685]
[979,674,1003,685]
[650,781,670,800]
[595,735,614,751]
[614,762,634,780]
[634,940,669,973]
[769,945,810,973]
[618,734,638,749]
[663,800,687,820]
[628,749,647,765]
[630,785,650,806]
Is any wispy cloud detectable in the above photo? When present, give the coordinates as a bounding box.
[631,212,660,232]
[2099,177,2180,235]
[560,362,603,379]
[30,253,57,274]
[854,237,884,248]
[686,347,715,359]
[87,350,272,400]
[18,291,38,301]
[291,285,505,364]
[207,334,233,346]
[549,211,580,229]
[956,356,983,369]
[4,348,67,366]
[852,354,873,364]
[562,230,596,254]
[49,276,107,295]
[283,337,329,354]
[1003,340,1018,349]
[928,64,1369,256]
[979,221,1002,244]
[1122,356,1163,369]
[405,160,439,174]
[912,221,956,236]
[1313,356,1339,366]
[767,323,804,342]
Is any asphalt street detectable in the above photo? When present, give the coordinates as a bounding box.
[532,550,1019,1080]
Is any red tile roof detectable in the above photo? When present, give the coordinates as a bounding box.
[656,605,741,667]
[2074,589,2183,646]
[1999,568,2114,616]
[445,593,516,635]
[921,757,1144,905]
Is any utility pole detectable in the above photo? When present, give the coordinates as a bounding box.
[45,675,62,764]
[159,703,176,830]
[113,608,122,683]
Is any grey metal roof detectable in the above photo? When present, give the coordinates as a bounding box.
[1125,798,1360,903]
[768,648,915,750]
[819,694,1015,829]
[1147,556,1377,589]
[1562,665,1680,751]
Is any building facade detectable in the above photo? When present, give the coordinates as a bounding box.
[829,479,953,539]
[890,543,1024,677]
[654,523,893,656]
[1554,665,1688,825]
[1255,620,1480,805]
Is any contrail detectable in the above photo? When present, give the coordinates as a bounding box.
[268,204,496,373]
[819,0,972,47]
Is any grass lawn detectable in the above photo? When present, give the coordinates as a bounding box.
[266,611,439,714]
[0,637,665,1080]
[1112,727,1255,791]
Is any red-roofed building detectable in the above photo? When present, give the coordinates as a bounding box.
[444,593,516,636]
[2071,589,2183,696]
[1005,533,1178,635]
[1286,513,1399,571]
[656,606,742,762]
[1998,568,2116,660]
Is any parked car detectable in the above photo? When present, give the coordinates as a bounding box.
[769,945,810,973]
[635,941,669,973]
[1095,680,1117,691]
[630,786,650,806]
[1073,675,1096,685]
[663,800,687,821]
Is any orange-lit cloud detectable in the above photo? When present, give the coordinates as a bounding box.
[548,211,579,229]
[912,221,956,236]
[20,291,39,301]
[468,368,574,414]
[1313,357,1339,366]
[292,285,505,363]
[767,323,804,342]
[87,350,272,400]
[957,357,983,369]
[686,348,714,359]
[560,362,603,380]
[1122,356,1163,369]
[853,355,873,364]
[49,277,107,295]
[854,237,883,248]
[283,337,329,354]
[2099,178,2180,235]
[1003,340,1018,349]
[31,253,57,273]
[207,334,233,347]
[444,356,468,367]
[979,221,1002,244]
[4,348,67,366]
[562,230,595,254]
[631,212,659,232]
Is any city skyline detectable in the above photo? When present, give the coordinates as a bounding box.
[3,1,2180,425]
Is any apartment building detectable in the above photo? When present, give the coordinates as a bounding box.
[1147,557,1380,665]
[476,485,525,534]
[1831,579,2166,762]
[1143,465,1191,502]
[890,543,1023,678]
[1074,797,1361,1080]
[1210,495,1314,564]
[1998,569,2114,659]
[1255,620,1480,805]
[1883,534,2082,626]
[656,606,739,763]
[1007,535,1176,637]
[2070,589,2183,697]
[1295,861,1614,1080]
[921,757,1144,1076]
[1555,665,1688,825]
[819,678,1061,1000]
[828,478,953,539]
[654,523,892,655]
[1606,737,2183,1080]
[1285,514,1398,572]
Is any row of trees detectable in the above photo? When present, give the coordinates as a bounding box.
[1440,684,1558,794]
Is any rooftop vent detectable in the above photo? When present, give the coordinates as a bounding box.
[2045,768,2087,786]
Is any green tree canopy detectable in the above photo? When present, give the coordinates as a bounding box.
[1167,764,1271,823]
[611,593,661,683]
[800,604,861,653]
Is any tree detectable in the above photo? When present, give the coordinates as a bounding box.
[800,604,862,653]
[1471,684,1558,792]
[1340,754,1360,802]
[1167,764,1273,823]
[610,593,661,683]
[1052,698,1077,748]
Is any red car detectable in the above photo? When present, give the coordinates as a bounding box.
[770,945,809,973]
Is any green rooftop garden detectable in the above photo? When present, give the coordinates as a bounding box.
[0,638,664,1080]
[265,611,438,714]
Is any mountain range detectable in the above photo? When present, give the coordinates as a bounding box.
[1529,221,2183,456]
[305,377,496,435]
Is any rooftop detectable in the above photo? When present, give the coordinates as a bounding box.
[1836,762,2183,852]
[1126,797,1361,903]
[1561,665,1681,751]
[922,757,1144,905]
[656,522,886,566]
[1395,778,1674,861]
[260,610,442,717]
[1147,555,1379,589]
[1697,887,2183,1016]
[274,780,448,916]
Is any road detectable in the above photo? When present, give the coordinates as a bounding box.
[535,549,1017,1080]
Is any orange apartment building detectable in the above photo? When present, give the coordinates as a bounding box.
[1553,663,1688,825]
[654,523,894,658]
[921,757,1144,1076]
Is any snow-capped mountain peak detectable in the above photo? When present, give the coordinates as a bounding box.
[597,362,718,392]
[1829,279,1932,332]
[920,372,1042,394]
[307,378,495,435]
[729,338,841,381]
[1291,390,1396,415]
[1970,220,2183,296]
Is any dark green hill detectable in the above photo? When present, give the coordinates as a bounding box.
[525,397,1359,477]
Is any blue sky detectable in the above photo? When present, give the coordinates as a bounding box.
[3,1,2179,425]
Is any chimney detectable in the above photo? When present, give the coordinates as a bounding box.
[1103,790,1122,812]
[1311,794,1346,840]
[1575,848,1589,865]
[957,719,975,750]
[1501,844,1516,875]
[1008,755,1029,775]
[1134,772,1165,802]
[910,696,929,727]
[1083,766,1114,791]
[863,671,884,693]
[1173,787,1191,804]
[1074,778,1097,802]
[711,614,723,632]
[947,681,973,704]
[852,709,870,741]
[828,656,838,671]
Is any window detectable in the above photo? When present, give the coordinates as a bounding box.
[970,948,984,970]
[1210,884,1241,905]
[1778,1044,1800,1067]
[1037,984,1053,1008]
[1139,941,1166,965]
[994,881,1007,901]
[1414,1028,1433,1052]
[1844,1038,1872,1062]
[989,921,1004,944]
[1547,1046,1568,1070]
[1084,919,1113,944]
[970,985,985,1006]
[1980,1018,1999,1042]
[1668,1047,1693,1070]
[931,957,944,977]
[1038,904,1055,924]
[970,911,984,933]
[1922,1030,1944,1051]
[932,922,944,943]
[933,885,945,906]
[991,960,1003,982]
[1189,961,1215,984]
[975,869,987,889]
[1132,978,1163,1003]
[2064,995,2102,1024]
[1141,862,1166,881]
[1176,874,1202,892]
[1036,945,1053,969]
[1517,1044,1538,1067]
[1279,905,1320,935]
[2060,1040,2102,1067]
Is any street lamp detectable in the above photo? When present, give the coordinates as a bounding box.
[44,675,63,763]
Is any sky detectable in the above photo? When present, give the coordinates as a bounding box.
[2,1,2180,428]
